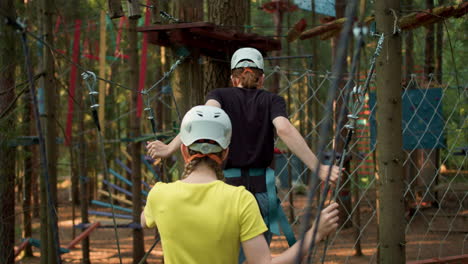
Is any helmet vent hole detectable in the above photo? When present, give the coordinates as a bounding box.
[196,111,203,117]
[214,112,221,118]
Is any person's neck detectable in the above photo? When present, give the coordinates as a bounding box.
[182,163,218,183]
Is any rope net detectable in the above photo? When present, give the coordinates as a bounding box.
[264,66,467,263]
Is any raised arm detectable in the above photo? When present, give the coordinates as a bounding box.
[147,134,182,159]
[273,116,340,183]
[147,99,221,160]
[242,202,339,264]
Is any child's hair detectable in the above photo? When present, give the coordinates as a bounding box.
[231,67,263,89]
[182,149,224,180]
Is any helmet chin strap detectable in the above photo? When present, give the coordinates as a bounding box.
[187,153,223,165]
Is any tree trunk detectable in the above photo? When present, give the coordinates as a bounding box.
[76,69,90,263]
[435,0,444,84]
[128,17,146,263]
[0,1,17,263]
[40,0,59,261]
[23,92,34,258]
[65,12,91,262]
[204,0,250,93]
[42,0,58,209]
[424,0,435,80]
[32,143,40,217]
[172,0,204,114]
[270,3,284,94]
[375,0,405,263]
[403,0,414,85]
[422,0,437,205]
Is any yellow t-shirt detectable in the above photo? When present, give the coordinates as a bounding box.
[144,180,268,264]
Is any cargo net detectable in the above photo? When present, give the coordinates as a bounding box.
[263,67,467,263]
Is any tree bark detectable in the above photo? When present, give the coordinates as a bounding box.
[375,0,405,263]
[423,0,437,206]
[435,0,444,84]
[23,93,34,258]
[404,0,414,85]
[424,0,435,80]
[40,0,59,261]
[270,2,284,94]
[42,0,58,209]
[128,17,146,263]
[0,1,17,263]
[76,70,90,263]
[204,0,250,93]
[172,0,204,114]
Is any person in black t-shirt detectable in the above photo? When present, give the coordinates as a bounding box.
[147,47,341,262]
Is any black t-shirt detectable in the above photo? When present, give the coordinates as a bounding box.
[206,87,288,169]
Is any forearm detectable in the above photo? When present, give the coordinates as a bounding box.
[271,228,322,264]
[168,134,182,154]
[140,211,147,228]
[277,122,319,171]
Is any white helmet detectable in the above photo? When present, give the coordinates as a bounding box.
[180,106,232,152]
[231,47,264,70]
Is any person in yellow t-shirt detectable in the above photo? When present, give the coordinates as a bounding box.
[141,105,339,264]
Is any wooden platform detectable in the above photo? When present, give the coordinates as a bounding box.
[137,22,281,59]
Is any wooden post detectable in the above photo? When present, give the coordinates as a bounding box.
[423,0,438,206]
[435,3,444,85]
[403,0,414,85]
[128,15,146,263]
[40,0,60,262]
[22,83,34,258]
[424,0,435,80]
[98,10,107,139]
[271,1,284,94]
[375,0,405,263]
[68,14,90,264]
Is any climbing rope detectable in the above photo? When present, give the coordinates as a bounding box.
[292,0,361,262]
[317,31,384,264]
[141,55,185,134]
[136,54,187,263]
[82,71,124,264]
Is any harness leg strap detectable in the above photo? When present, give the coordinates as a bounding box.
[265,168,296,246]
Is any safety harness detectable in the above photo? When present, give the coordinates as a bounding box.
[224,168,296,246]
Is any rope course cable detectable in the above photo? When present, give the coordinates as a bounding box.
[135,54,187,264]
[318,30,384,264]
[82,71,124,264]
[144,55,186,123]
[291,0,360,262]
